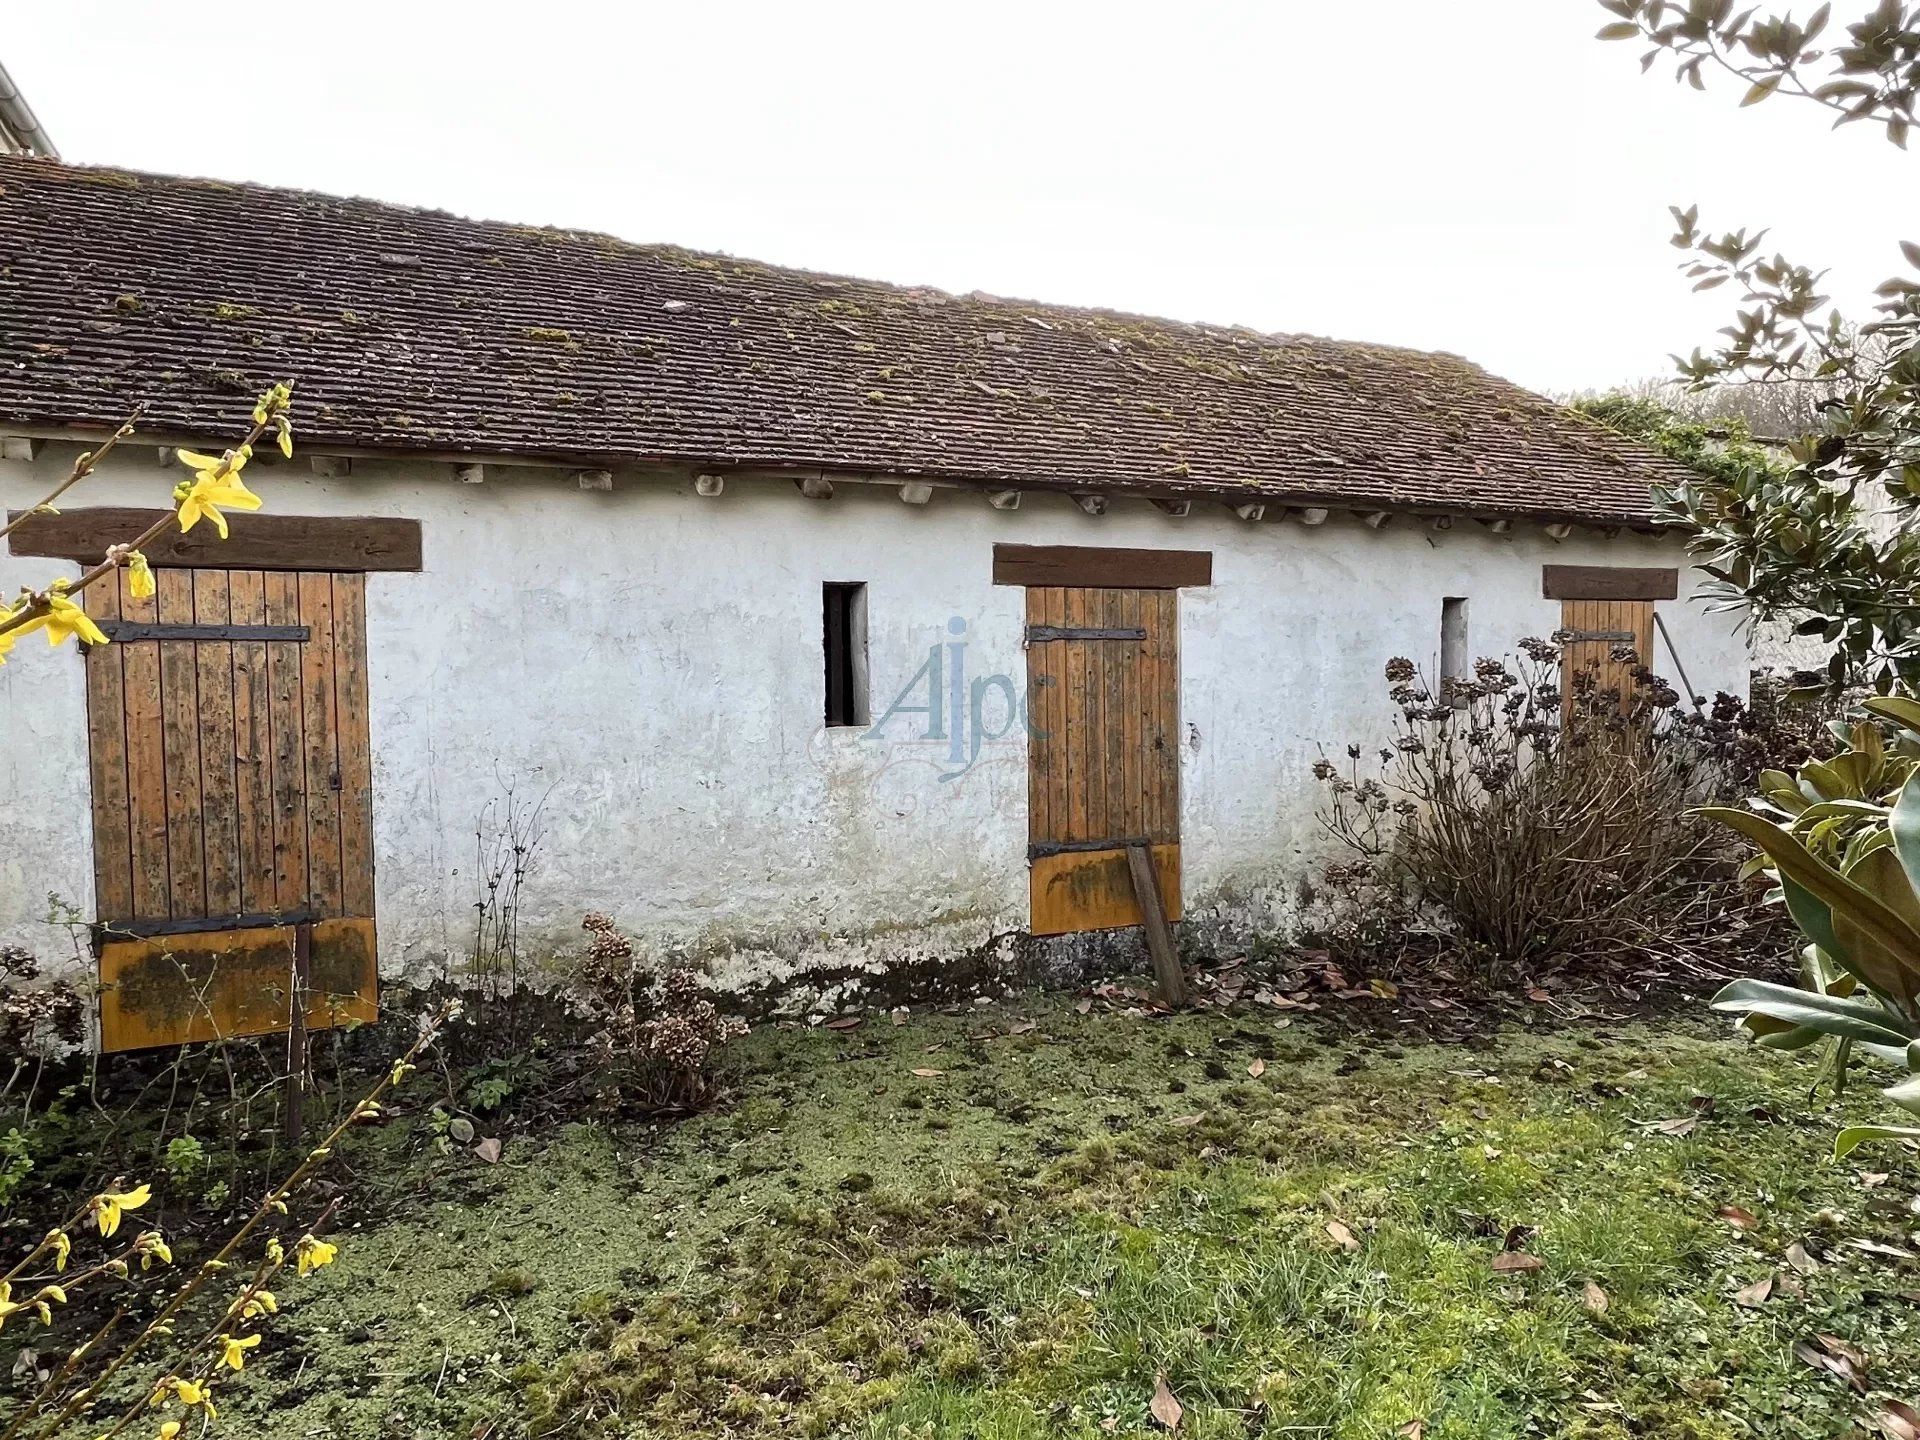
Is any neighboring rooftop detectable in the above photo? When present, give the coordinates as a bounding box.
[0,63,57,158]
[0,157,1675,524]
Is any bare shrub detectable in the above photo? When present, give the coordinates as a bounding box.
[1313,638,1769,986]
[573,914,747,1112]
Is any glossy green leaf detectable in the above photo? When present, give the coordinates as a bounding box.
[1708,977,1916,1049]
[1702,807,1920,1002]
[1834,1124,1920,1159]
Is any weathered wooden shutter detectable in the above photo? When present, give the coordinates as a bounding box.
[83,567,377,1051]
[1024,586,1180,935]
[1558,597,1656,716]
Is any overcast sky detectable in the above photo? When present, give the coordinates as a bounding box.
[9,2,1911,395]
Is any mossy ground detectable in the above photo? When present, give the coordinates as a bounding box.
[212,998,1918,1438]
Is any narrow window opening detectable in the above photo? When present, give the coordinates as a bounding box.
[1440,596,1469,698]
[823,582,870,727]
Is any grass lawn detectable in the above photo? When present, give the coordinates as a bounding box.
[222,995,1920,1439]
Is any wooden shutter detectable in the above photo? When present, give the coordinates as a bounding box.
[83,568,377,1051]
[1025,586,1181,935]
[1558,597,1656,717]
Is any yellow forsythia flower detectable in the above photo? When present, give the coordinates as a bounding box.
[219,1333,261,1370]
[294,1234,337,1276]
[169,1377,215,1416]
[127,550,156,600]
[49,1230,71,1272]
[42,585,108,649]
[92,1183,151,1238]
[159,1422,182,1440]
[173,449,263,538]
[265,1237,285,1265]
[138,1231,172,1269]
[241,1289,277,1319]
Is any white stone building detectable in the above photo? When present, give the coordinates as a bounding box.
[0,158,1749,1043]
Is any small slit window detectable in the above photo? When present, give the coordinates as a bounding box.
[823,582,870,727]
[1440,596,1469,693]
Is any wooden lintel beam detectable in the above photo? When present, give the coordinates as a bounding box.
[7,507,423,572]
[992,543,1212,589]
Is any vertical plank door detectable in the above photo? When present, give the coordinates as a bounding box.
[1025,586,1182,935]
[86,567,378,1051]
[1558,598,1656,718]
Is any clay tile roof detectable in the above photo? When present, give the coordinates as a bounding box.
[0,157,1672,524]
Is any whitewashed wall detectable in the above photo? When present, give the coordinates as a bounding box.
[0,449,1749,1005]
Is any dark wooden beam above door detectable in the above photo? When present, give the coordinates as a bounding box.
[6,507,422,572]
[993,543,1212,589]
[1541,565,1677,601]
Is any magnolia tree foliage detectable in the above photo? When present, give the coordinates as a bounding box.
[1596,1,1920,1149]
[1600,1,1920,691]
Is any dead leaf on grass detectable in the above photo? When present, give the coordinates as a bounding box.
[824,1017,862,1031]
[1583,1280,1609,1313]
[1490,1252,1546,1274]
[1874,1398,1920,1440]
[1150,1372,1183,1431]
[1795,1333,1869,1393]
[1732,1274,1774,1308]
[1170,1113,1205,1128]
[1326,1220,1361,1253]
[1636,1116,1698,1138]
[1397,1422,1424,1439]
[1370,978,1399,999]
[890,1008,908,1027]
[910,1068,945,1078]
[474,1137,503,1165]
[1849,1238,1918,1261]
[1247,1058,1266,1078]
[1075,998,1093,1015]
[1009,1021,1039,1035]
[1717,1204,1760,1230]
[1785,1240,1821,1274]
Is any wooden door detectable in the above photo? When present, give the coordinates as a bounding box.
[1559,598,1655,716]
[1025,586,1180,935]
[82,567,377,1051]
